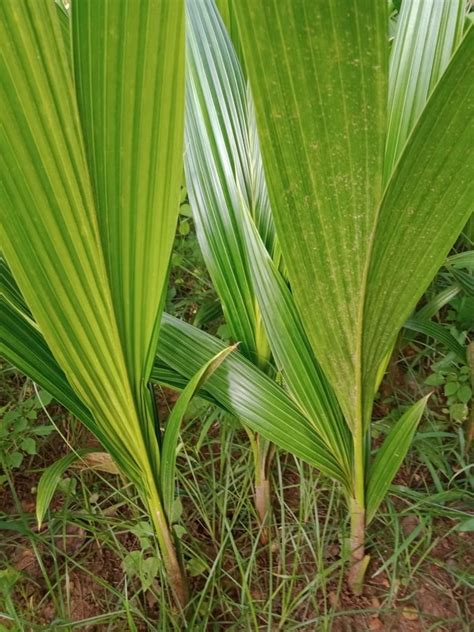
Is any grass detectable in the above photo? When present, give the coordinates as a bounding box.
[1,383,472,630]
[1,226,473,631]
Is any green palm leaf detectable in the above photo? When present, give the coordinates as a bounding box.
[234,0,473,590]
[186,0,275,365]
[234,1,388,432]
[0,267,346,487]
[362,28,474,422]
[234,0,473,449]
[72,1,184,388]
[1,1,140,466]
[186,0,352,481]
[1,0,188,606]
[386,0,465,179]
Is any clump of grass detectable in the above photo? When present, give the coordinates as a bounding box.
[1,375,472,629]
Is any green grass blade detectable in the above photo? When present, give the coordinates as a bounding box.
[366,396,429,524]
[447,251,474,269]
[404,317,467,362]
[160,345,237,518]
[416,285,462,321]
[234,0,388,430]
[386,0,465,180]
[36,449,95,529]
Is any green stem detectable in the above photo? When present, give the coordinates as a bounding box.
[147,484,189,609]
[348,419,369,595]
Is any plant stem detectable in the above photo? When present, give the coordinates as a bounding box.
[254,436,273,545]
[148,486,189,609]
[348,427,369,595]
[152,499,188,609]
[244,428,274,544]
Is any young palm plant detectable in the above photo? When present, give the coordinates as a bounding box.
[2,0,473,601]
[0,0,201,607]
[180,0,473,591]
[227,0,473,592]
[186,0,288,542]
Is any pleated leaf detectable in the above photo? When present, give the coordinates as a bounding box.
[186,0,275,365]
[234,1,388,430]
[1,0,189,544]
[72,0,185,411]
[186,0,352,480]
[235,2,474,437]
[0,1,144,471]
[385,0,465,180]
[362,28,474,423]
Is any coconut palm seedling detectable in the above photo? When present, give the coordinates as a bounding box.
[180,0,474,592]
[1,2,319,608]
[0,0,238,608]
[226,0,473,592]
[185,0,286,542]
[2,0,473,605]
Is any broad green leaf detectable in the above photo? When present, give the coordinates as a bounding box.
[1,3,189,573]
[72,1,185,461]
[160,344,237,518]
[366,396,429,524]
[2,1,187,603]
[185,0,352,480]
[36,448,95,529]
[156,315,348,487]
[385,0,465,179]
[236,2,474,438]
[0,2,141,463]
[362,28,474,423]
[234,1,388,430]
